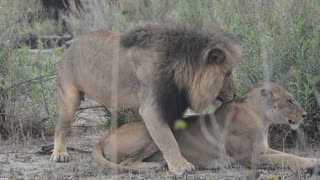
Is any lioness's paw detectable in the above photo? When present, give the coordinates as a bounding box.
[50,152,70,162]
[168,158,195,176]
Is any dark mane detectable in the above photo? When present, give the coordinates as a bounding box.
[120,23,214,48]
[121,23,238,66]
[120,23,241,127]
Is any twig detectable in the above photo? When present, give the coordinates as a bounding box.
[77,105,106,111]
[36,64,51,118]
[75,105,107,117]
[4,74,57,92]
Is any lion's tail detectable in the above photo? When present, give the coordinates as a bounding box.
[92,142,145,173]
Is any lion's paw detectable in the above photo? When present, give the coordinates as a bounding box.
[168,157,195,176]
[50,152,70,162]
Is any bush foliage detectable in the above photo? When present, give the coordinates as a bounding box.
[0,0,319,140]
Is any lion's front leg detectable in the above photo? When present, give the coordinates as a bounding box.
[51,84,82,162]
[258,150,318,173]
[138,98,194,175]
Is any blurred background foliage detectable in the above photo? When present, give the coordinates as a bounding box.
[0,0,319,144]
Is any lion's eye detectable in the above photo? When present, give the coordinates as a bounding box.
[226,71,231,78]
[287,99,294,104]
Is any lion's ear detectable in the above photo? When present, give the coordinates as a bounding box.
[206,48,225,64]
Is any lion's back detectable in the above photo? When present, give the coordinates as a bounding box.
[56,29,140,107]
[57,29,121,84]
[59,29,120,66]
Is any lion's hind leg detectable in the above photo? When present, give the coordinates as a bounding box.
[120,142,164,171]
[51,83,83,162]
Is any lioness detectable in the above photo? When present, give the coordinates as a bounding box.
[93,82,320,174]
[52,23,241,175]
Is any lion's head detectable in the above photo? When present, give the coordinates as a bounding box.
[121,22,241,126]
[245,82,306,130]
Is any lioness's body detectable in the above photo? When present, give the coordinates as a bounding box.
[93,83,319,173]
[53,23,241,175]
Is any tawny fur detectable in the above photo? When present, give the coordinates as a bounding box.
[92,74,237,172]
[93,82,319,174]
[51,22,241,175]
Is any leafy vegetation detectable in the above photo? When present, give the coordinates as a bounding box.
[0,0,319,141]
[0,1,59,139]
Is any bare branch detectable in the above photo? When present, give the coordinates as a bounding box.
[4,74,57,92]
[76,105,106,111]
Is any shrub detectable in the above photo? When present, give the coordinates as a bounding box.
[0,1,59,140]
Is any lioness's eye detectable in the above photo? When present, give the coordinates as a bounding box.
[287,99,294,104]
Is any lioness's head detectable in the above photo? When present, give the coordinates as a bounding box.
[245,82,306,130]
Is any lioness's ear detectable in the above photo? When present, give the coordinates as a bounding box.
[261,89,273,104]
[261,89,273,97]
[257,81,264,86]
[206,48,225,64]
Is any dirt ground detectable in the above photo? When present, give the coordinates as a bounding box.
[0,99,319,180]
[1,124,319,180]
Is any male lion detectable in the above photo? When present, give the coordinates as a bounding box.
[51,22,241,175]
[92,82,320,175]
